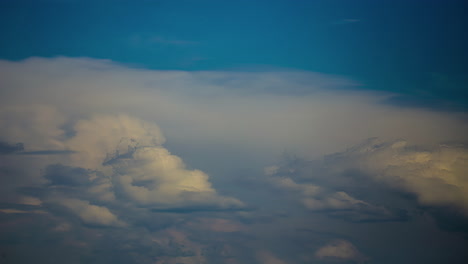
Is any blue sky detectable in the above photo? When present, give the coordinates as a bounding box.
[1,0,467,109]
[1,1,468,264]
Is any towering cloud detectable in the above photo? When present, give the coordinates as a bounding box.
[0,105,243,230]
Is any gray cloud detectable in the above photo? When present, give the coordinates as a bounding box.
[19,150,77,155]
[265,164,405,223]
[0,141,24,154]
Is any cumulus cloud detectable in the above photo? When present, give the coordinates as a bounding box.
[325,138,468,215]
[58,198,126,227]
[66,114,165,169]
[109,144,243,209]
[0,105,243,227]
[1,56,468,263]
[315,239,368,263]
[266,137,468,227]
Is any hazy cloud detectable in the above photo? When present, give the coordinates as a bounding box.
[0,141,24,154]
[266,162,403,222]
[315,239,368,263]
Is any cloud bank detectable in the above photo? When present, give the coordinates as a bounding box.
[1,57,467,263]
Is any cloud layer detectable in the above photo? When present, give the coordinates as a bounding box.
[1,57,467,263]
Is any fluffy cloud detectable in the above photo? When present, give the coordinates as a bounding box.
[0,105,243,227]
[266,138,468,225]
[325,138,468,215]
[58,198,126,227]
[66,114,165,169]
[110,145,243,209]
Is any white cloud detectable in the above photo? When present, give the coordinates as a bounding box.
[111,145,243,209]
[0,105,243,220]
[1,56,466,163]
[326,138,468,215]
[66,114,165,169]
[59,198,126,227]
[0,105,66,151]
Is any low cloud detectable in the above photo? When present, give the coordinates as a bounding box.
[315,239,368,263]
[256,250,288,264]
[0,106,244,228]
[266,164,402,222]
[0,141,24,154]
[326,138,468,216]
[1,57,467,263]
[266,138,468,227]
[58,198,126,227]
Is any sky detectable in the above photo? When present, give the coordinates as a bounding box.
[0,0,467,263]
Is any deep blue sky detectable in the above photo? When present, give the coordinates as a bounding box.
[1,0,467,109]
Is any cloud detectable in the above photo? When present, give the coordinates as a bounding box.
[66,114,165,169]
[266,137,468,230]
[44,164,92,186]
[315,239,368,263]
[58,198,126,227]
[0,105,66,151]
[21,112,242,223]
[1,56,466,163]
[0,141,24,154]
[109,144,244,209]
[256,250,288,264]
[185,218,246,233]
[325,138,468,215]
[18,150,77,155]
[64,114,242,210]
[1,56,468,263]
[0,104,244,230]
[266,165,402,222]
